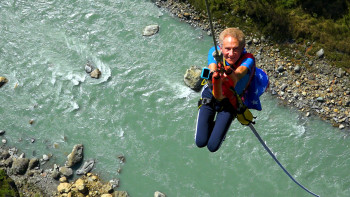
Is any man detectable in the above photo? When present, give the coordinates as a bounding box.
[195,28,257,152]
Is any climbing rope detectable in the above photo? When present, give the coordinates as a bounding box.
[248,124,320,197]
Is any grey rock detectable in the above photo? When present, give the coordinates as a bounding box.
[183,66,203,92]
[66,144,84,167]
[28,158,40,170]
[59,166,73,177]
[316,97,325,102]
[85,61,94,73]
[0,130,5,135]
[308,61,313,66]
[0,149,10,160]
[316,48,324,58]
[154,191,166,197]
[281,84,288,91]
[277,66,285,73]
[42,154,50,161]
[109,179,120,189]
[12,158,29,175]
[143,25,159,36]
[294,65,301,73]
[339,124,345,129]
[253,38,259,44]
[51,169,60,180]
[76,159,95,175]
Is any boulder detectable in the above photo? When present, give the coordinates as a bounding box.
[90,68,101,79]
[316,48,324,58]
[28,158,39,170]
[11,158,29,175]
[0,77,8,88]
[184,66,203,92]
[294,65,301,73]
[76,159,95,175]
[0,149,10,160]
[85,61,94,73]
[143,25,159,36]
[59,166,73,178]
[154,191,166,197]
[66,144,84,167]
[113,191,128,197]
[57,182,71,194]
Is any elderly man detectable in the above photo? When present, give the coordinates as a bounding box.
[195,28,256,152]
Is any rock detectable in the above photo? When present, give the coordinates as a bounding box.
[113,191,128,197]
[52,169,60,180]
[154,191,166,197]
[316,97,325,102]
[57,182,71,194]
[101,194,113,197]
[28,158,40,170]
[0,149,10,160]
[75,178,88,193]
[42,154,50,161]
[308,61,313,66]
[90,68,101,79]
[337,68,346,78]
[281,84,288,91]
[0,130,5,135]
[109,179,120,189]
[59,176,67,183]
[294,65,301,73]
[2,139,7,144]
[277,66,285,73]
[66,144,84,167]
[76,159,95,175]
[339,124,345,129]
[11,158,29,175]
[85,61,94,73]
[316,48,324,58]
[142,25,159,36]
[0,76,8,88]
[59,166,73,177]
[183,66,202,92]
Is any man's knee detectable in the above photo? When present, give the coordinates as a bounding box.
[195,138,208,148]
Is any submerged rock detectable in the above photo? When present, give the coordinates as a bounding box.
[143,24,159,36]
[0,76,8,88]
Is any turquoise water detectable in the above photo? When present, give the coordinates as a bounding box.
[1,0,350,196]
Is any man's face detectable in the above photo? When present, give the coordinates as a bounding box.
[221,36,243,65]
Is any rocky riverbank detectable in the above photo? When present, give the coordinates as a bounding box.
[155,0,350,131]
[0,134,128,197]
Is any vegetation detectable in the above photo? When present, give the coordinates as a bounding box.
[182,0,350,70]
[0,169,20,197]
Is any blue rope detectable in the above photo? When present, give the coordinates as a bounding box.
[248,124,320,197]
